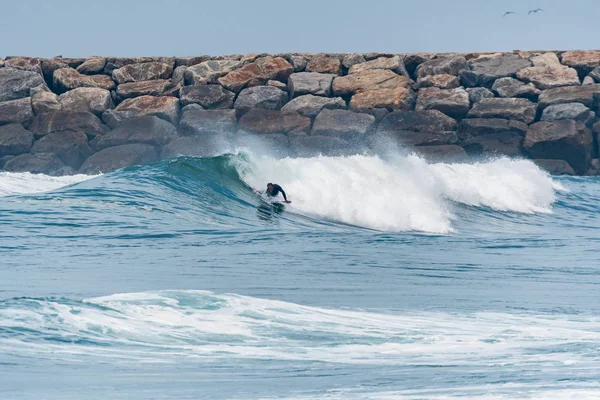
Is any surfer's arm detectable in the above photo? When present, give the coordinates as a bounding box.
[279,187,288,201]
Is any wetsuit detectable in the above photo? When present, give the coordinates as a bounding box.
[267,184,288,201]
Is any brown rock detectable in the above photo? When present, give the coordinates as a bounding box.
[116,80,173,100]
[4,57,42,74]
[112,62,173,84]
[76,57,106,75]
[104,57,174,75]
[459,118,528,140]
[348,56,410,79]
[218,56,293,92]
[417,74,460,89]
[114,96,180,125]
[516,65,580,90]
[561,51,600,74]
[41,59,69,79]
[53,68,115,92]
[0,98,33,126]
[306,55,342,75]
[30,111,109,138]
[467,98,536,124]
[312,109,375,139]
[238,109,311,134]
[184,60,241,85]
[537,85,600,109]
[491,77,540,99]
[58,87,113,115]
[32,91,61,115]
[332,70,409,96]
[96,116,177,150]
[350,87,415,111]
[0,124,34,156]
[416,55,469,78]
[416,87,470,119]
[179,85,235,109]
[530,52,561,68]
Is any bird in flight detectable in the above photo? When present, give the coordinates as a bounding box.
[503,11,517,17]
[528,8,544,14]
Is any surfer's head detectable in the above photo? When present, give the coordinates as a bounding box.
[267,183,273,191]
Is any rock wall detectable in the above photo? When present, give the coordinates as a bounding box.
[1,51,600,176]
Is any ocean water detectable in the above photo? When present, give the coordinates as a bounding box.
[0,150,599,399]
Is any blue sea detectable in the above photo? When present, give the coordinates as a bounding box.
[1,149,599,399]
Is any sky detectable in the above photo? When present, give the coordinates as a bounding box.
[1,0,598,58]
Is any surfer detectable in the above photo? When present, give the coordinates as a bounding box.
[266,183,290,203]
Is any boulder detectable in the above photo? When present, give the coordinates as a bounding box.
[4,57,42,74]
[459,118,528,140]
[491,77,540,99]
[585,158,600,176]
[161,136,221,159]
[350,87,416,112]
[415,87,470,119]
[282,95,346,118]
[290,55,307,72]
[561,51,600,75]
[58,87,113,115]
[530,52,561,68]
[116,80,174,100]
[31,130,92,169]
[349,56,410,79]
[101,109,137,128]
[541,103,595,125]
[342,54,366,69]
[218,56,293,92]
[311,109,375,139]
[469,54,532,87]
[524,120,594,174]
[461,132,524,156]
[306,55,341,75]
[404,53,436,76]
[171,66,186,85]
[0,98,34,126]
[4,153,66,175]
[41,59,69,79]
[0,68,46,102]
[174,56,211,67]
[114,95,180,125]
[55,57,86,69]
[417,74,460,89]
[332,69,409,96]
[53,68,115,92]
[76,57,106,74]
[416,55,469,78]
[96,116,177,150]
[413,145,468,162]
[112,62,173,84]
[179,85,235,109]
[587,67,600,83]
[179,109,237,136]
[32,91,61,114]
[516,65,580,90]
[30,111,109,138]
[103,57,175,75]
[583,76,596,85]
[290,135,351,157]
[184,60,241,85]
[288,72,335,97]
[238,109,311,135]
[234,86,289,113]
[377,110,458,146]
[0,123,34,156]
[534,159,577,175]
[537,85,600,109]
[459,69,479,87]
[467,98,536,124]
[267,79,288,90]
[468,87,494,104]
[79,144,159,174]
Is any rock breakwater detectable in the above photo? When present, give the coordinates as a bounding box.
[1,51,599,175]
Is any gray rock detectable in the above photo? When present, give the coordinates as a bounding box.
[311,109,376,139]
[115,80,173,100]
[171,66,186,84]
[413,145,468,162]
[349,56,410,79]
[114,96,180,125]
[459,69,479,87]
[4,153,66,175]
[41,59,69,80]
[469,54,532,87]
[342,54,366,69]
[179,85,235,109]
[179,109,238,136]
[416,56,469,78]
[524,120,594,174]
[290,135,351,157]
[174,56,211,68]
[0,124,34,156]
[583,75,596,85]
[103,57,175,75]
[288,72,335,97]
[282,95,346,118]
[541,103,595,125]
[0,68,46,102]
[58,87,113,115]
[184,60,241,85]
[112,62,173,84]
[533,159,576,176]
[238,109,311,135]
[101,109,138,128]
[4,57,42,74]
[31,130,92,169]
[468,87,494,104]
[537,85,600,109]
[30,111,109,138]
[79,144,159,174]
[32,90,61,115]
[0,98,34,126]
[467,98,537,124]
[96,116,177,150]
[234,86,289,113]
[290,55,307,72]
[76,57,106,75]
[267,79,288,90]
[587,67,600,83]
[492,77,540,99]
[459,118,528,140]
[181,104,205,113]
[377,110,458,146]
[161,136,222,159]
[415,87,470,119]
[417,74,460,89]
[462,132,524,156]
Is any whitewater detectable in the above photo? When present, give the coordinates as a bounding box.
[1,150,599,399]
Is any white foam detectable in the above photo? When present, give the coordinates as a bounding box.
[0,171,94,197]
[234,153,561,233]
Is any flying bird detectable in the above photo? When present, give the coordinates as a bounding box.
[528,8,544,14]
[503,11,517,17]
